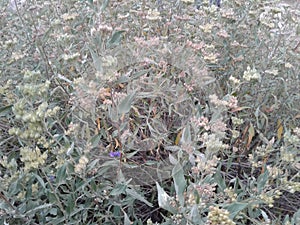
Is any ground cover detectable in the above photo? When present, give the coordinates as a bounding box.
[0,0,299,224]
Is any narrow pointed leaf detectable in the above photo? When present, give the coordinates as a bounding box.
[123,211,131,225]
[126,187,153,207]
[118,91,136,114]
[107,30,126,48]
[172,163,186,206]
[89,48,102,72]
[257,169,269,193]
[0,105,12,117]
[181,124,191,144]
[156,182,177,214]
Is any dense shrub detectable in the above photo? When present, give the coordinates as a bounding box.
[0,0,299,224]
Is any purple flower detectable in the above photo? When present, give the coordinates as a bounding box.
[48,175,55,183]
[109,151,121,158]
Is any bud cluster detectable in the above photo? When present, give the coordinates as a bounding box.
[9,70,60,141]
[206,206,235,225]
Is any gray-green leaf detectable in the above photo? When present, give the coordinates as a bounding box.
[224,202,248,219]
[181,124,191,144]
[126,187,153,207]
[107,30,126,48]
[123,211,131,225]
[156,182,177,214]
[118,91,136,114]
[89,48,102,72]
[172,163,186,206]
[257,169,269,193]
[100,0,109,12]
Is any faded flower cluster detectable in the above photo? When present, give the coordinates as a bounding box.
[192,155,219,175]
[75,155,89,174]
[146,9,161,21]
[209,94,238,109]
[191,116,210,130]
[20,146,48,172]
[200,133,229,155]
[206,206,235,225]
[243,66,261,82]
[9,70,60,140]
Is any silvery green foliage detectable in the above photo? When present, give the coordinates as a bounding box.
[1,0,299,224]
[8,0,26,11]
